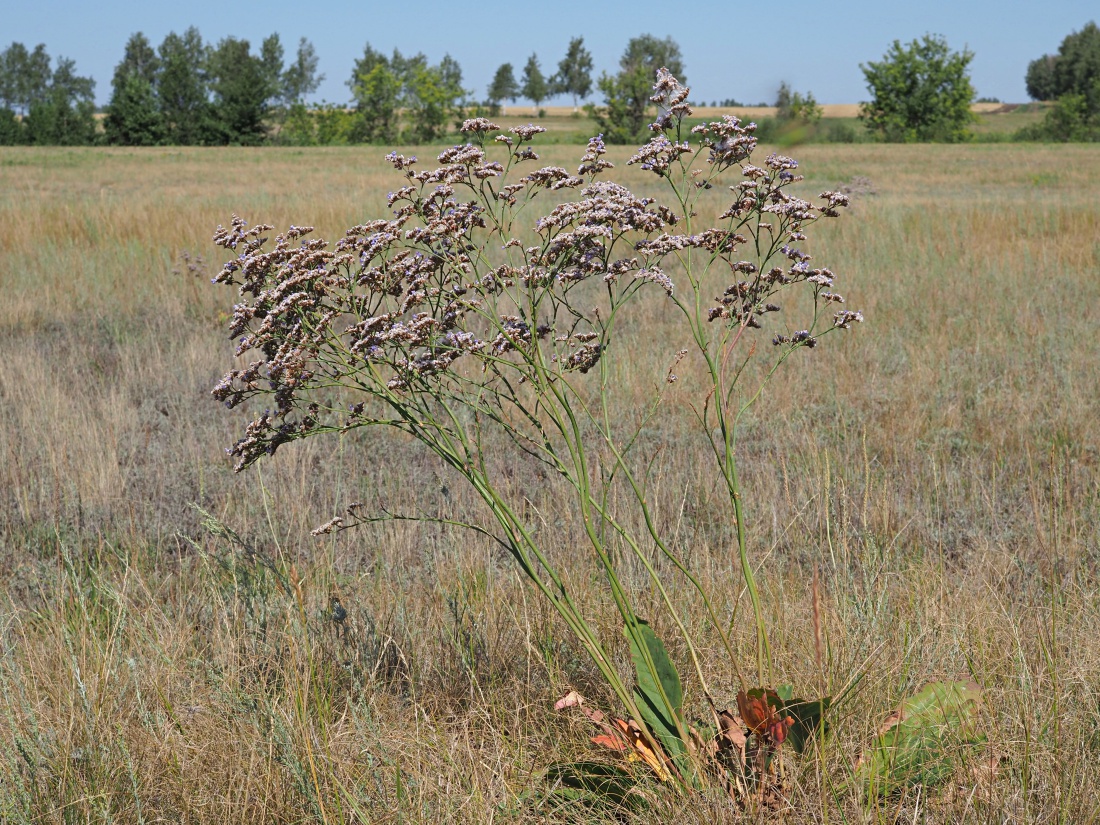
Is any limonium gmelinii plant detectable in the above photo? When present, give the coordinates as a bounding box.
[212,69,862,796]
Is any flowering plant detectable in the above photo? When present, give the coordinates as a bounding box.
[212,69,861,795]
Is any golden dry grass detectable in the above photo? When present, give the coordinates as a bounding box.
[1,141,1099,823]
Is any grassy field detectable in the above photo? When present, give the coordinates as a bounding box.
[1,139,1099,823]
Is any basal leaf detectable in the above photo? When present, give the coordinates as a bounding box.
[782,696,831,755]
[624,619,686,765]
[543,761,646,810]
[856,680,985,796]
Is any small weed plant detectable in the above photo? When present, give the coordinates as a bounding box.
[212,69,880,804]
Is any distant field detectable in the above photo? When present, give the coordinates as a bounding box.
[467,102,1052,143]
[2,141,1098,822]
[497,102,1019,118]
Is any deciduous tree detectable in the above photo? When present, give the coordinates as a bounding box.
[350,61,400,143]
[487,63,518,114]
[404,64,454,142]
[620,33,684,81]
[521,53,548,109]
[859,34,975,142]
[0,107,20,144]
[0,43,51,115]
[157,28,211,145]
[551,36,593,110]
[1025,55,1058,101]
[775,82,822,124]
[24,56,96,145]
[258,34,285,107]
[1051,21,1100,106]
[1022,22,1100,140]
[438,54,464,100]
[0,43,26,111]
[207,36,270,145]
[348,45,462,143]
[105,32,164,145]
[281,37,323,104]
[589,34,685,143]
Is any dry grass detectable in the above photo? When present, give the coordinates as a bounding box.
[1,142,1099,823]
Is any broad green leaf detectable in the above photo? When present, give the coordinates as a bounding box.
[543,761,646,811]
[856,680,985,796]
[782,696,831,755]
[624,619,686,765]
[775,683,832,755]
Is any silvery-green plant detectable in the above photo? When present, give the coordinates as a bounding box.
[211,69,861,789]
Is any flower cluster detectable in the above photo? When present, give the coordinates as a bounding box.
[689,116,758,168]
[460,117,500,134]
[648,67,693,132]
[627,134,692,176]
[212,69,862,472]
[212,131,665,468]
[578,134,614,177]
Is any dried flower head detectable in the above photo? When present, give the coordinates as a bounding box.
[578,134,614,177]
[460,117,501,134]
[211,68,862,484]
[509,123,547,141]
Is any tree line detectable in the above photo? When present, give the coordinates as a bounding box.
[0,43,97,145]
[1,22,1097,147]
[0,31,826,147]
[0,30,324,146]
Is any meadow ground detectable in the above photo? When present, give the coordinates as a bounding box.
[1,137,1099,823]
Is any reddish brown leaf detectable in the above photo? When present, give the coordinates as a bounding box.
[737,690,770,735]
[718,710,748,751]
[554,691,674,781]
[737,689,793,745]
[590,733,628,751]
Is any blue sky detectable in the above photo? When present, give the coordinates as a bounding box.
[5,0,1096,106]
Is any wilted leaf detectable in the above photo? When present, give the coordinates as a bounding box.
[614,717,673,781]
[555,690,618,742]
[716,710,748,764]
[554,692,671,780]
[713,711,750,801]
[737,688,793,744]
[554,690,585,712]
[591,733,628,751]
[855,680,985,796]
